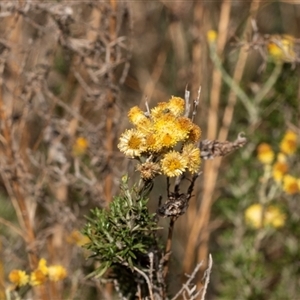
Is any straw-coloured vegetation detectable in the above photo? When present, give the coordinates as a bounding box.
[1,1,299,299]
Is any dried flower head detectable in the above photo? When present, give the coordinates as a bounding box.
[136,162,161,181]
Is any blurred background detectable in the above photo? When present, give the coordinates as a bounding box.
[0,0,299,299]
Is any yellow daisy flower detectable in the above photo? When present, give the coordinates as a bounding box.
[161,151,188,177]
[257,143,275,164]
[150,102,170,120]
[282,174,299,195]
[167,96,185,117]
[280,130,298,155]
[153,114,186,148]
[135,117,152,134]
[9,270,29,287]
[144,132,160,152]
[118,129,147,158]
[128,106,149,126]
[181,143,201,173]
[48,265,67,282]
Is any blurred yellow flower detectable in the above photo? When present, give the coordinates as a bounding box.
[245,203,286,229]
[161,151,188,177]
[265,206,286,228]
[30,269,47,286]
[72,137,89,156]
[29,258,48,286]
[48,265,67,282]
[280,130,298,155]
[267,35,296,62]
[118,129,147,158]
[277,152,287,163]
[67,230,90,246]
[8,270,29,287]
[38,258,48,275]
[207,30,217,43]
[257,143,274,164]
[282,174,299,195]
[272,161,288,182]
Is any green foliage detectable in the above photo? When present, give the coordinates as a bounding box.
[83,177,162,296]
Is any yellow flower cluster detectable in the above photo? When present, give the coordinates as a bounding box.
[257,130,299,195]
[118,96,202,178]
[8,258,67,288]
[245,203,286,229]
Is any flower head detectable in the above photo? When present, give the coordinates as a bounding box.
[128,106,149,126]
[257,143,275,164]
[245,203,286,229]
[48,265,67,282]
[118,129,147,158]
[161,151,188,177]
[267,35,296,62]
[280,130,298,155]
[72,137,89,156]
[9,270,29,287]
[167,96,185,117]
[272,161,288,182]
[187,123,201,143]
[207,30,217,43]
[30,269,47,286]
[181,143,201,174]
[282,174,299,195]
[136,162,161,181]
